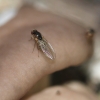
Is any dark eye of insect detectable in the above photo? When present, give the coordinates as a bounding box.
[31,30,42,40]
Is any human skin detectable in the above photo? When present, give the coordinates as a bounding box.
[0,6,97,100]
[26,82,97,100]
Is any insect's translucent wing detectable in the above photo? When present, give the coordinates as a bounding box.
[38,39,55,60]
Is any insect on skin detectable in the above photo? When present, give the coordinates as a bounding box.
[31,30,55,60]
[86,28,95,38]
[56,90,61,95]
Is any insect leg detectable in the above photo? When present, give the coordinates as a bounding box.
[32,41,36,53]
[38,48,39,57]
[37,45,40,57]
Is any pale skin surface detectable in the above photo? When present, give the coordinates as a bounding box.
[0,6,98,100]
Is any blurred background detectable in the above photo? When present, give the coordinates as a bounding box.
[0,0,100,99]
[0,0,100,27]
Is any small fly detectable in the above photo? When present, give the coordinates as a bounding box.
[86,28,95,38]
[85,28,95,43]
[30,30,55,60]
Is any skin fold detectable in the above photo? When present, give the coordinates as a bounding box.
[0,6,97,100]
[27,82,97,100]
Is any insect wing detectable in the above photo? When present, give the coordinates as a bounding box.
[39,39,55,60]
